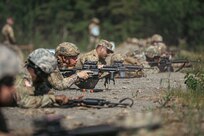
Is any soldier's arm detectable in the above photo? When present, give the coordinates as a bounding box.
[15,88,56,108]
[124,57,141,65]
[48,70,79,90]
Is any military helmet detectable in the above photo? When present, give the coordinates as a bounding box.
[126,38,139,45]
[0,46,20,79]
[151,34,163,43]
[28,48,57,74]
[145,46,160,58]
[111,54,124,64]
[131,38,139,44]
[97,39,114,53]
[55,42,80,57]
[157,43,167,54]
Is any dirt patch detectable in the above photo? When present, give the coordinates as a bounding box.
[2,72,186,133]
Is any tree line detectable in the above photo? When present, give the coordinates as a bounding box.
[0,0,203,50]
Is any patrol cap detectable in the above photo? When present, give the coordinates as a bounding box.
[28,48,57,74]
[0,46,20,79]
[145,46,160,58]
[55,42,80,57]
[97,39,114,53]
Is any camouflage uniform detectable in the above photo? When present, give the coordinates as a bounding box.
[111,53,145,78]
[2,24,15,45]
[150,34,167,56]
[23,43,81,92]
[55,42,80,69]
[125,49,144,65]
[76,40,113,89]
[14,48,58,108]
[88,18,100,50]
[0,46,20,133]
[143,46,160,73]
[1,19,24,61]
[48,69,79,90]
[47,42,81,90]
[77,40,113,67]
[15,79,56,108]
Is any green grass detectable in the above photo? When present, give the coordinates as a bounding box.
[156,50,204,135]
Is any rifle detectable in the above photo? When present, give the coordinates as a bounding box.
[60,61,145,78]
[33,115,160,136]
[60,61,148,88]
[148,57,198,72]
[63,97,134,108]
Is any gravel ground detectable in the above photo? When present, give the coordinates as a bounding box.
[2,72,186,131]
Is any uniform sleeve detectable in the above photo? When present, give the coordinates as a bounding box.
[48,70,78,90]
[15,87,56,108]
[124,56,141,65]
[81,55,98,64]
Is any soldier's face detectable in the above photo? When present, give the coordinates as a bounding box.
[68,56,78,67]
[0,85,15,105]
[7,18,14,25]
[0,76,16,106]
[27,67,37,81]
[99,47,110,59]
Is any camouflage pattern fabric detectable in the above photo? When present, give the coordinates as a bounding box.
[76,49,107,68]
[55,42,80,69]
[15,79,56,108]
[97,39,114,53]
[0,47,56,108]
[110,53,124,64]
[48,68,78,90]
[145,46,160,59]
[13,48,79,108]
[1,24,15,45]
[14,68,56,107]
[14,68,79,108]
[124,57,145,77]
[110,53,145,78]
[55,42,80,57]
[28,48,58,74]
[157,43,167,55]
[151,34,163,43]
[125,49,159,74]
[0,46,21,133]
[76,49,107,89]
[0,46,20,79]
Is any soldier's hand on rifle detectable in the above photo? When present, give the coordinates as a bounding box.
[98,65,104,69]
[55,95,69,105]
[76,94,84,100]
[76,70,91,79]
